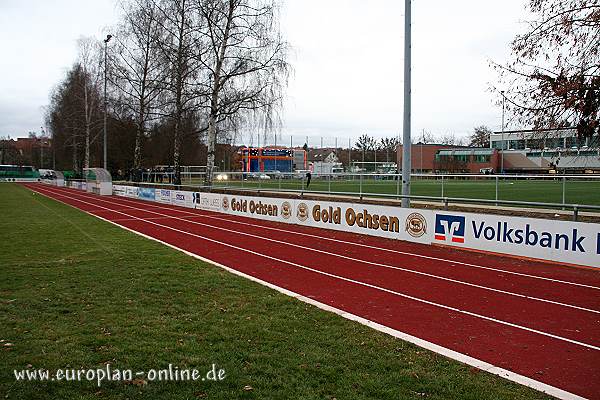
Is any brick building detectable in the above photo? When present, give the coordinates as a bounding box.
[396,144,499,173]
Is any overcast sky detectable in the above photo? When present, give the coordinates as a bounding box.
[0,0,529,144]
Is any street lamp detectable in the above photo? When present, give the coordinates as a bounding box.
[103,34,112,170]
[500,90,505,174]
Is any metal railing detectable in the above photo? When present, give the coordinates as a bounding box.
[120,171,600,221]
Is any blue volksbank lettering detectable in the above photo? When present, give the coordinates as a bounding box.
[472,221,585,253]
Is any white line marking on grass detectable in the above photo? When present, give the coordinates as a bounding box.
[26,184,588,400]
[30,185,600,352]
[44,186,600,315]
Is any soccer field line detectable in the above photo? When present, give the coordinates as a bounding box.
[29,184,600,352]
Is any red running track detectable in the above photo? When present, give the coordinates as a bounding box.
[23,183,600,399]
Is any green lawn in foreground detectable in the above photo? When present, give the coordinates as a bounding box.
[201,177,600,206]
[0,183,549,399]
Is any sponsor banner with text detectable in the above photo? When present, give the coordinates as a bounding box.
[170,190,194,208]
[432,211,600,267]
[194,192,221,212]
[113,185,127,197]
[112,187,600,268]
[220,194,295,223]
[156,189,172,204]
[216,193,600,267]
[138,187,155,201]
[125,186,139,198]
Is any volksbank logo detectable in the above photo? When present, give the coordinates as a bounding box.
[472,221,587,252]
[434,214,465,243]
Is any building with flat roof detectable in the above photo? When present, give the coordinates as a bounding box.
[490,128,600,173]
[490,127,598,151]
[396,144,498,173]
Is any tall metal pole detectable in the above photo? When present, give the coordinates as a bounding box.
[348,138,351,172]
[103,35,112,170]
[50,125,55,170]
[501,90,505,174]
[401,0,412,207]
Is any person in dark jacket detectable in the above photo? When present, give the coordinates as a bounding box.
[305,171,312,188]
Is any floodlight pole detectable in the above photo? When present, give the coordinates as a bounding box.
[401,0,412,207]
[103,34,112,170]
[500,90,505,174]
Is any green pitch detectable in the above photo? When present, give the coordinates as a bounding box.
[0,183,550,399]
[207,177,600,206]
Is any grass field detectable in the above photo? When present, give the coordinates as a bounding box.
[183,176,600,206]
[0,183,551,399]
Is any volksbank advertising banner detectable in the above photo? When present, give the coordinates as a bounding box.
[111,186,600,268]
[431,212,600,267]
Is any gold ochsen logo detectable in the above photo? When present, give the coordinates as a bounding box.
[221,196,229,210]
[281,201,292,219]
[405,212,427,237]
[296,202,309,221]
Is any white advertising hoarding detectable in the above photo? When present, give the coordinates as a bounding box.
[112,186,600,268]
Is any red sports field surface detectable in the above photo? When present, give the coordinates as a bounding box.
[23,183,600,399]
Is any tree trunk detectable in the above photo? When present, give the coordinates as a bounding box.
[205,109,217,186]
[84,126,90,169]
[173,118,181,185]
[84,84,90,169]
[204,0,235,187]
[72,142,78,173]
[134,100,145,169]
[134,126,142,169]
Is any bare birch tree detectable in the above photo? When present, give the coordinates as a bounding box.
[151,0,205,185]
[196,0,290,185]
[76,37,103,168]
[112,0,168,169]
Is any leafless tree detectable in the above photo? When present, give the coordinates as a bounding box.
[438,132,466,146]
[413,129,435,144]
[76,37,103,168]
[379,137,400,162]
[47,61,103,173]
[149,0,206,184]
[469,125,492,147]
[196,0,291,185]
[111,0,168,169]
[491,0,599,140]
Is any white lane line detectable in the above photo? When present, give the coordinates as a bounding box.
[30,185,600,352]
[83,187,600,291]
[25,186,586,400]
[110,216,184,222]
[43,186,600,315]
